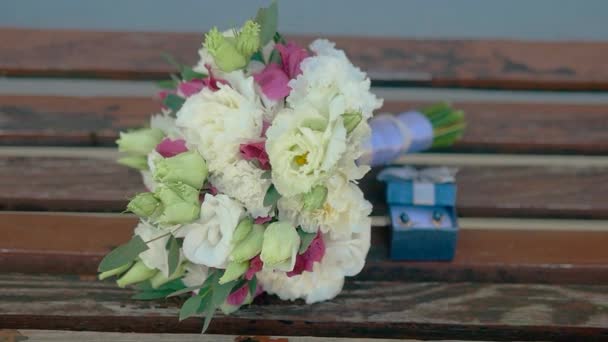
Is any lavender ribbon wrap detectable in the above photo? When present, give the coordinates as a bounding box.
[358,111,434,167]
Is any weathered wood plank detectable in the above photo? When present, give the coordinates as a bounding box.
[2,155,607,219]
[3,95,608,155]
[2,28,608,90]
[2,212,608,284]
[0,330,447,342]
[1,274,607,341]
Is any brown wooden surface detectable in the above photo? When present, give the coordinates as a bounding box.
[2,28,608,90]
[3,95,608,155]
[2,155,607,219]
[2,212,608,284]
[0,330,447,342]
[1,274,607,341]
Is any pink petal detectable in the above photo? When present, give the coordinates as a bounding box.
[276,42,309,79]
[240,141,270,170]
[254,216,272,224]
[155,138,188,158]
[226,284,249,306]
[253,63,290,100]
[202,65,228,91]
[245,255,263,280]
[177,79,205,97]
[287,232,326,277]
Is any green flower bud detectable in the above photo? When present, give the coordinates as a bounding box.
[236,20,261,57]
[261,222,300,272]
[230,224,265,262]
[219,260,249,285]
[233,217,253,244]
[342,112,363,134]
[116,128,164,155]
[220,291,253,315]
[98,261,132,281]
[204,27,248,72]
[302,185,328,211]
[116,260,157,288]
[155,182,201,225]
[127,192,161,218]
[154,151,208,189]
[117,155,149,171]
[150,262,186,289]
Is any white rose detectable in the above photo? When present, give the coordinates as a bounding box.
[278,174,372,240]
[176,194,244,268]
[287,39,382,120]
[175,81,264,172]
[266,103,347,197]
[134,220,171,276]
[257,225,371,304]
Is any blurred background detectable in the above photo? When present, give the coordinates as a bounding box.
[2,0,608,40]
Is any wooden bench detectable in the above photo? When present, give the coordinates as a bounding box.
[1,28,608,341]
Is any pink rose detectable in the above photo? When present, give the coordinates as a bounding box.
[155,138,188,158]
[239,140,270,170]
[245,255,263,280]
[287,232,326,277]
[253,42,309,100]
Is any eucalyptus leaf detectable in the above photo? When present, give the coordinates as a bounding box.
[98,236,149,272]
[248,275,258,296]
[161,52,183,71]
[166,236,180,276]
[163,93,186,112]
[297,228,317,254]
[268,48,281,64]
[254,0,278,46]
[156,278,186,291]
[263,184,280,207]
[157,79,178,90]
[250,51,264,63]
[167,284,206,298]
[201,300,216,334]
[179,295,203,321]
[273,32,286,44]
[181,66,206,81]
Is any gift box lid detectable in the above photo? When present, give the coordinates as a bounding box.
[378,167,457,206]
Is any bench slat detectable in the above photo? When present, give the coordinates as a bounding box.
[3,212,608,284]
[1,274,607,340]
[1,330,443,342]
[2,28,608,90]
[3,95,608,154]
[1,155,607,219]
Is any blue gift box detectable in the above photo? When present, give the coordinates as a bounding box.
[378,167,459,261]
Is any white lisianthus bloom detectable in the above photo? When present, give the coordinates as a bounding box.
[176,194,244,268]
[287,39,383,120]
[134,220,172,276]
[140,150,163,192]
[337,120,372,181]
[151,110,182,139]
[278,174,372,240]
[257,225,371,304]
[266,102,347,197]
[182,263,210,288]
[175,81,264,173]
[209,159,272,218]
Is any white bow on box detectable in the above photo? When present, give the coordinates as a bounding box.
[378,166,457,206]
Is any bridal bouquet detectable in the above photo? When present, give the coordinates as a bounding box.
[98,2,464,332]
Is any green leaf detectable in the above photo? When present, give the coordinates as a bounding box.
[166,236,180,276]
[167,285,206,298]
[248,275,258,296]
[163,93,186,112]
[132,290,173,300]
[297,228,317,254]
[181,66,206,82]
[179,295,203,321]
[263,184,280,207]
[156,278,185,291]
[157,79,178,90]
[273,32,286,44]
[98,236,149,272]
[250,51,264,63]
[261,170,271,179]
[254,0,278,46]
[268,48,281,64]
[201,299,216,334]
